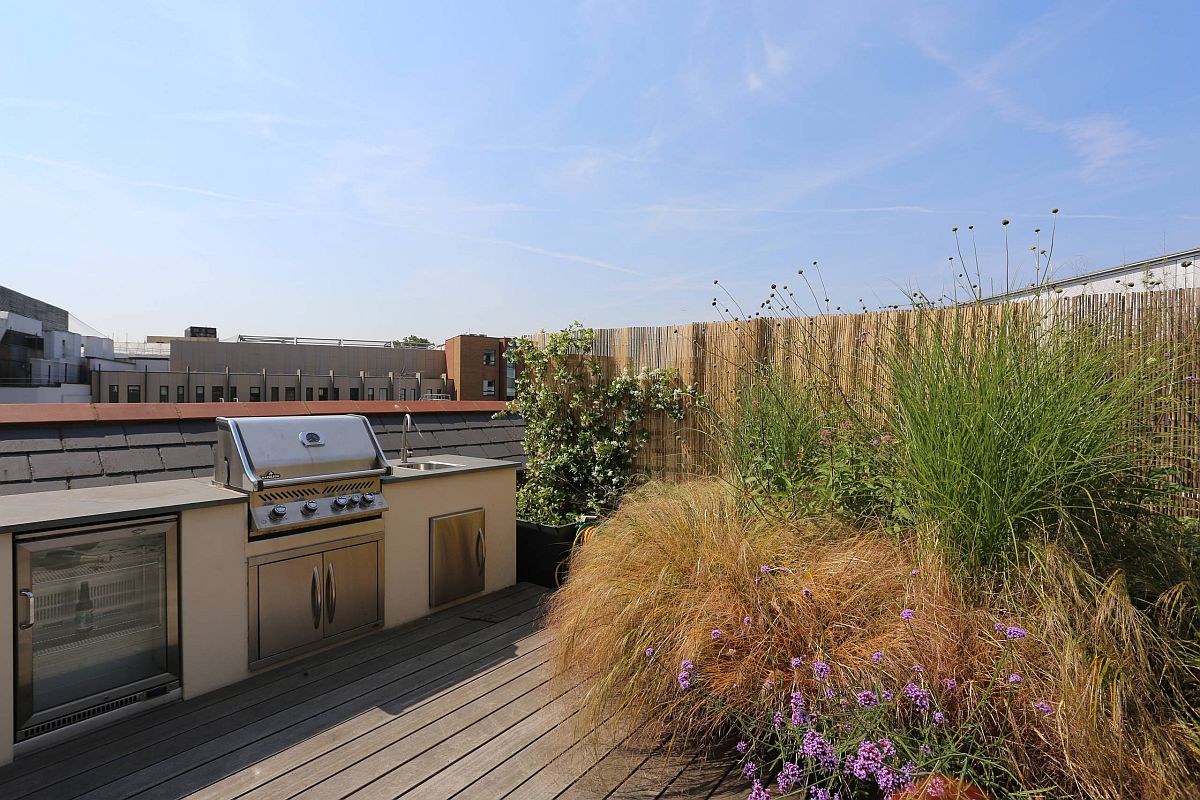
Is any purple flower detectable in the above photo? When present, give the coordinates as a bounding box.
[933,711,946,725]
[911,568,921,576]
[773,710,784,729]
[743,761,758,779]
[802,587,814,599]
[761,565,770,572]
[645,647,654,657]
[823,685,835,700]
[875,764,912,795]
[1035,701,1054,716]
[802,728,839,771]
[764,678,775,690]
[943,677,958,690]
[855,690,879,707]
[790,656,803,669]
[678,659,694,691]
[848,740,884,780]
[790,691,807,726]
[878,739,896,758]
[812,661,831,682]
[736,740,749,753]
[743,615,753,626]
[748,779,771,800]
[911,664,924,673]
[1005,626,1028,640]
[919,743,932,756]
[711,629,722,639]
[881,689,894,702]
[900,609,914,621]
[1008,673,1023,684]
[903,682,931,711]
[871,651,883,662]
[776,762,802,794]
[994,622,1005,633]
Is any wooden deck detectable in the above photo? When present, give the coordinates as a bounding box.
[0,584,748,800]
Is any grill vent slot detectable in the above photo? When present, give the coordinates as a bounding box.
[258,479,376,505]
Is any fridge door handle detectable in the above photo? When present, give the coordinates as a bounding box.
[326,562,336,624]
[311,567,322,630]
[476,528,486,577]
[18,589,34,630]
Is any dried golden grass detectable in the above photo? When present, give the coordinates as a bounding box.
[545,480,1200,799]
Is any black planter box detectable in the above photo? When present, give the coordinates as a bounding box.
[516,520,577,588]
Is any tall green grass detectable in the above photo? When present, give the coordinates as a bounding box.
[885,311,1174,574]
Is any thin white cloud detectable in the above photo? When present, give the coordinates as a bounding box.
[905,5,1140,178]
[0,151,297,209]
[0,96,81,111]
[478,237,640,276]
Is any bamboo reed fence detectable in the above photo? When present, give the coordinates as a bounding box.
[529,289,1200,505]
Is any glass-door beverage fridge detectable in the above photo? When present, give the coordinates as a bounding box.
[14,516,180,746]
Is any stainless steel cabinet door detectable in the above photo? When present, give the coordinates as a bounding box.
[255,553,325,660]
[322,541,380,637]
[430,509,485,607]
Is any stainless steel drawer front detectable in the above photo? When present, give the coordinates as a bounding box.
[430,509,486,607]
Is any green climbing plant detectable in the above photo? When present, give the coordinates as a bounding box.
[501,323,700,525]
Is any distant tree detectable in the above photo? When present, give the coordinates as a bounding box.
[393,335,434,348]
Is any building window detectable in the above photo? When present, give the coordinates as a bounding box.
[250,386,261,402]
[350,388,360,401]
[397,388,406,400]
[286,387,296,401]
[196,386,205,402]
[211,386,224,402]
[483,349,496,366]
[482,379,496,397]
[318,387,328,401]
[305,387,313,401]
[271,386,280,401]
[230,386,238,402]
[128,385,141,403]
[159,386,169,403]
[332,388,340,401]
[366,388,374,401]
[176,385,185,403]
[108,384,119,403]
[506,362,516,399]
[379,388,389,401]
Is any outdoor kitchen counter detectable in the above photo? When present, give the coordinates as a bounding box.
[0,477,244,534]
[381,453,520,482]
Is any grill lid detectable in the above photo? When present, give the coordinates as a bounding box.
[215,414,390,490]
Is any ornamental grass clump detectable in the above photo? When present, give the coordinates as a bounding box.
[546,480,1200,799]
[885,310,1178,576]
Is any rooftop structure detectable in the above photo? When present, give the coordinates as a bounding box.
[982,247,1200,304]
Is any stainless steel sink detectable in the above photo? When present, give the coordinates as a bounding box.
[393,461,463,472]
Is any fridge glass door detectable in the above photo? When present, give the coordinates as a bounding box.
[17,521,175,726]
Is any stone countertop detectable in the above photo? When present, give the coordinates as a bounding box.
[0,454,517,535]
[0,477,245,534]
[381,454,519,484]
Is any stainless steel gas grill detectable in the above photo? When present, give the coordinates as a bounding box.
[214,414,392,537]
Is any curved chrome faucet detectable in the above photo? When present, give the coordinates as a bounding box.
[400,413,412,463]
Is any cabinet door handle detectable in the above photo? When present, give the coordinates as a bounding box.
[18,589,34,630]
[326,562,336,624]
[476,528,486,577]
[311,567,322,630]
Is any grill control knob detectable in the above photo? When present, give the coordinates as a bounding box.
[333,496,350,509]
[360,492,376,505]
[269,504,287,518]
[302,500,319,514]
[349,493,362,505]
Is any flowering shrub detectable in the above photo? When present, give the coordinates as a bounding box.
[501,322,698,524]
[547,481,1200,799]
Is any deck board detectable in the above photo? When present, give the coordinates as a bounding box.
[0,584,737,800]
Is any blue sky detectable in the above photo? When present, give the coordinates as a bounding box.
[1,1,1198,342]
